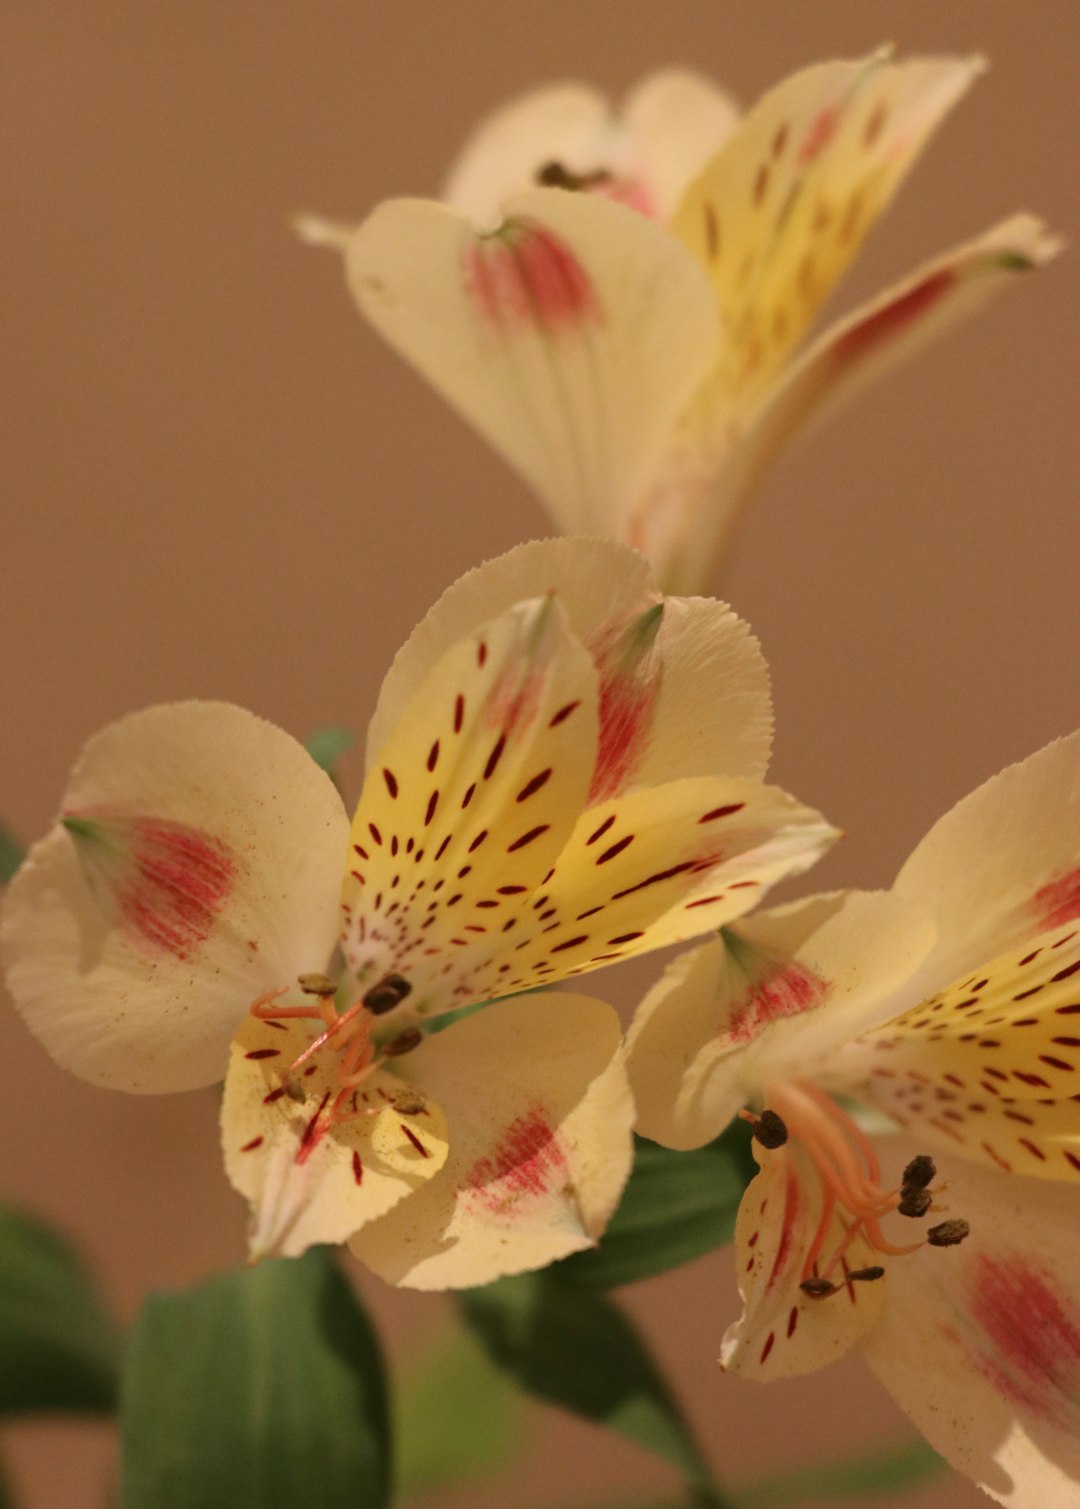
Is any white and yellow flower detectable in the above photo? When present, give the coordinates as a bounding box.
[626,732,1080,1505]
[1,539,836,1287]
[306,51,1060,592]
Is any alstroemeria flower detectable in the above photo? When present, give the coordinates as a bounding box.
[1,539,836,1288]
[306,52,1060,592]
[626,732,1080,1504]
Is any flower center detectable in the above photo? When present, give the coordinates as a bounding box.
[248,972,424,1156]
[741,1080,970,1299]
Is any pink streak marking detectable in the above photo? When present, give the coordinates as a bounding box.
[465,1104,568,1214]
[465,221,603,334]
[766,1160,802,1294]
[586,607,663,804]
[727,962,830,1045]
[965,1253,1080,1433]
[595,176,658,218]
[1033,868,1080,931]
[798,106,840,164]
[831,269,957,367]
[111,817,234,961]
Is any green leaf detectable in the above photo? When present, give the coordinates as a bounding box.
[305,727,355,780]
[121,1249,390,1509]
[458,1273,730,1508]
[736,1439,944,1507]
[0,824,24,884]
[0,1204,120,1415]
[395,1322,526,1503]
[555,1126,755,1290]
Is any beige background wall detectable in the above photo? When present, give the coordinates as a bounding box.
[2,3,1077,1505]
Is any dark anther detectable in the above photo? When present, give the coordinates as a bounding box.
[363,973,412,1015]
[393,1089,427,1115]
[898,1188,933,1219]
[282,1074,306,1103]
[901,1154,936,1191]
[298,972,337,996]
[384,1026,424,1058]
[927,1218,971,1248]
[799,1276,837,1298]
[535,160,612,192]
[753,1109,789,1149]
[846,1265,886,1283]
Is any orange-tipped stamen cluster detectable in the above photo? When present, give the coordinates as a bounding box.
[764,1081,957,1297]
[249,973,420,1155]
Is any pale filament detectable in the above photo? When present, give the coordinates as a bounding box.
[766,1081,923,1284]
[249,985,390,1136]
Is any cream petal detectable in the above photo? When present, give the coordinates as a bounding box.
[367,539,772,792]
[345,189,719,540]
[1,703,348,1093]
[893,731,1080,994]
[863,1135,1080,1507]
[222,1012,449,1259]
[621,69,741,220]
[443,82,612,226]
[341,595,598,1015]
[721,1138,886,1380]
[628,891,935,1150]
[348,992,633,1289]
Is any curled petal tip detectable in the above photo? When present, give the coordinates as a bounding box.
[294,213,355,251]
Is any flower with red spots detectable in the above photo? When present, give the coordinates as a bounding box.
[626,732,1080,1505]
[1,539,836,1287]
[304,50,1059,592]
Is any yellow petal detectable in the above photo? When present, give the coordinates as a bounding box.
[341,596,598,1014]
[672,50,982,405]
[222,1012,448,1260]
[721,1139,885,1380]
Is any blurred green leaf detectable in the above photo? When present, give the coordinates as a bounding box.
[0,1205,119,1415]
[396,1321,526,1503]
[0,825,24,884]
[459,1272,730,1507]
[305,727,355,780]
[736,1439,944,1507]
[121,1249,390,1509]
[555,1126,754,1290]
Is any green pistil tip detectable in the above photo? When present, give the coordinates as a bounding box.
[992,250,1035,272]
[61,815,98,839]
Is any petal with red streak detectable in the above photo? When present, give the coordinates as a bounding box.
[348,992,633,1289]
[1,702,348,1093]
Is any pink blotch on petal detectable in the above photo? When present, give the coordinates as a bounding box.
[464,1104,569,1214]
[67,811,237,962]
[465,221,603,335]
[595,176,658,219]
[831,269,957,367]
[587,607,663,804]
[1033,868,1080,932]
[726,961,830,1046]
[964,1253,1080,1434]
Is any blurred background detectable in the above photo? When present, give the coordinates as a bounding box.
[2,2,1077,1505]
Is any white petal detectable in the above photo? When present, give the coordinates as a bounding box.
[345,189,719,539]
[628,890,935,1149]
[895,731,1080,993]
[367,539,772,791]
[222,1012,449,1259]
[863,1135,1080,1506]
[349,992,633,1289]
[621,69,741,220]
[721,1139,886,1379]
[443,82,611,225]
[1,703,348,1093]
